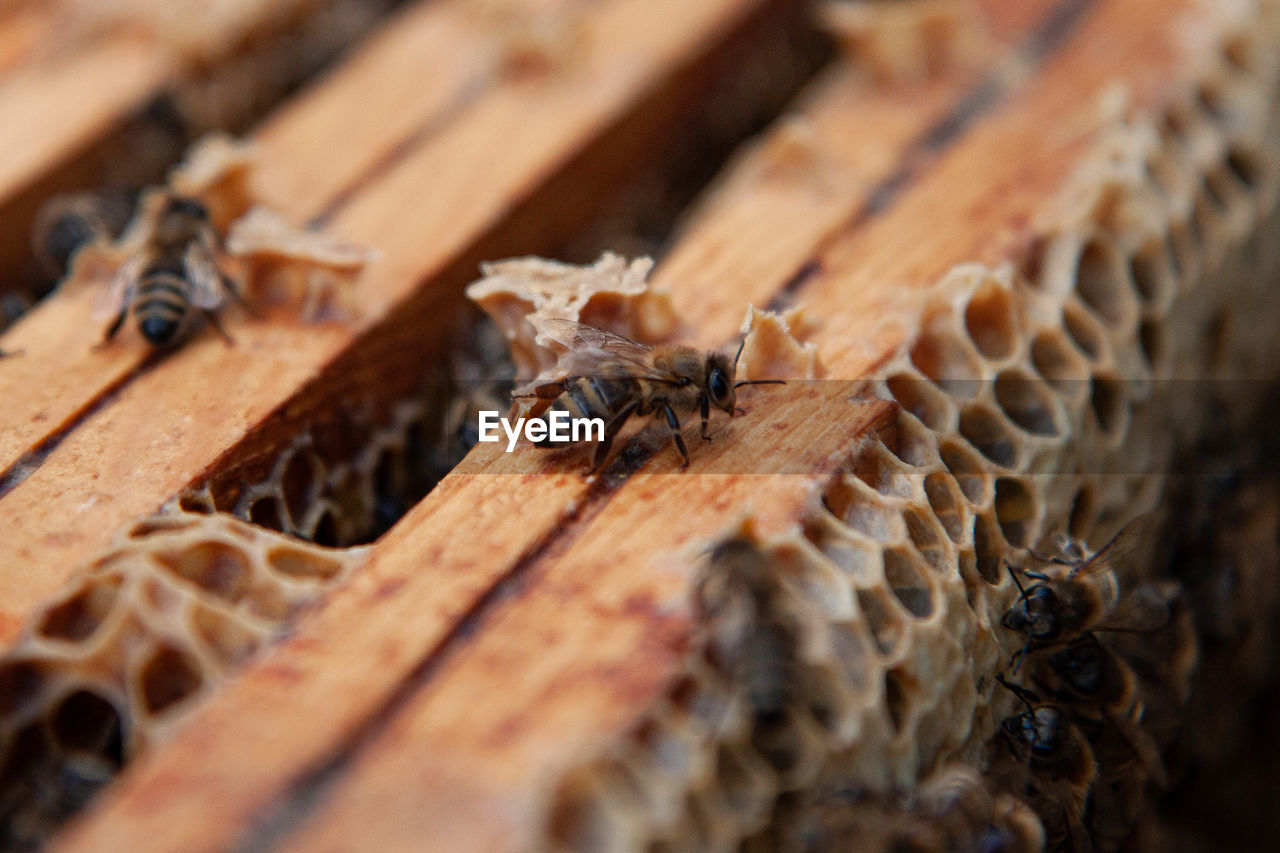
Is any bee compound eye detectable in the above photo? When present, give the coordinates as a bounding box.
[1030,709,1061,754]
[709,369,729,401]
[169,197,210,220]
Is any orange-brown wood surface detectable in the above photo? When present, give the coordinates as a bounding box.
[247,2,1207,848]
[0,35,162,204]
[0,0,807,637]
[0,0,371,287]
[40,0,1229,850]
[0,0,520,473]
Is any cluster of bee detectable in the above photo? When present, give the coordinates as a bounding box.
[30,186,247,350]
[513,318,783,472]
[989,514,1196,852]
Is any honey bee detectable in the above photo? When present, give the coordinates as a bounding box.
[893,764,1045,853]
[991,678,1096,852]
[1035,634,1168,788]
[694,538,798,726]
[1002,515,1172,662]
[32,190,135,283]
[513,319,783,471]
[94,193,246,348]
[1032,635,1168,852]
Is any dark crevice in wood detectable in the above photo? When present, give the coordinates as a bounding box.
[232,471,621,853]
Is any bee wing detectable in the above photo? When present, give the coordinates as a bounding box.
[537,318,682,383]
[1070,513,1154,579]
[537,317,650,354]
[1093,583,1172,633]
[1107,710,1169,787]
[90,254,140,321]
[1064,804,1094,853]
[183,242,227,310]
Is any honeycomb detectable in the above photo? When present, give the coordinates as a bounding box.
[542,0,1280,848]
[167,132,258,232]
[818,0,990,85]
[226,205,376,320]
[736,306,825,382]
[177,396,442,546]
[466,252,679,380]
[0,510,365,850]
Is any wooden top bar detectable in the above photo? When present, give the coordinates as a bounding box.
[0,0,801,635]
[52,0,1225,850]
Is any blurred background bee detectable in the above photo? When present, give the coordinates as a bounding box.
[513,318,782,471]
[93,190,247,348]
[1002,515,1173,664]
[894,764,1044,853]
[1034,633,1168,789]
[694,537,809,775]
[32,190,137,285]
[763,763,1044,853]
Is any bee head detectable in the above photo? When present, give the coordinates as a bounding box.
[705,352,736,415]
[1002,706,1063,762]
[162,195,210,224]
[1001,584,1060,641]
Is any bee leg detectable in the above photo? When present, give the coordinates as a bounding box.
[220,273,258,317]
[663,405,690,468]
[203,310,235,346]
[1026,548,1074,567]
[94,308,128,350]
[590,432,616,473]
[699,395,711,441]
[590,402,637,472]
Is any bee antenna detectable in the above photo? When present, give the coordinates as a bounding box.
[1006,561,1028,597]
[732,337,746,371]
[1011,634,1033,675]
[734,379,787,388]
[995,674,1038,715]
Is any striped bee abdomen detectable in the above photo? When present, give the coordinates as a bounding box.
[534,376,634,446]
[134,256,191,345]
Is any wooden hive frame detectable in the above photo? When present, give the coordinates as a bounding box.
[0,0,402,305]
[1,0,1278,850]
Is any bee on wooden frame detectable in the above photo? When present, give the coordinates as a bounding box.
[513,319,784,472]
[32,190,135,283]
[1002,515,1172,665]
[94,192,248,349]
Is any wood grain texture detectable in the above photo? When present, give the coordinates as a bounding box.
[258,0,1210,840]
[0,0,372,289]
[51,0,1231,849]
[0,0,805,637]
[0,0,509,472]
